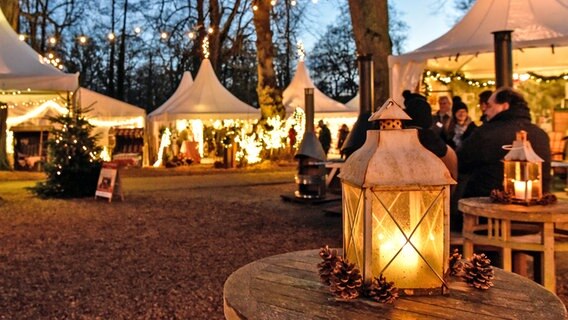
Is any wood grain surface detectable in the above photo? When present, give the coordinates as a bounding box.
[224,249,567,320]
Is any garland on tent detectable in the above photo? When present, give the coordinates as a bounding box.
[422,70,568,94]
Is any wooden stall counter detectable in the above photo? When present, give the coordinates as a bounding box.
[223,249,567,320]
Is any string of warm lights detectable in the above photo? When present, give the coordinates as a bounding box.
[252,0,319,11]
[423,69,568,93]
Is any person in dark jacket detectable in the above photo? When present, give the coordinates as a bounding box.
[402,90,448,158]
[317,120,332,155]
[457,87,551,199]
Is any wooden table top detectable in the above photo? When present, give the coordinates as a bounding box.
[459,197,568,223]
[224,249,567,320]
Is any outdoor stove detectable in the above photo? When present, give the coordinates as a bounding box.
[294,88,327,199]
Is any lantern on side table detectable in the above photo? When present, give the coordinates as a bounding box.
[503,130,544,205]
[339,99,456,295]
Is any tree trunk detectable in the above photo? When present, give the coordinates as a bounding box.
[0,0,19,170]
[348,0,392,107]
[107,0,116,97]
[253,2,285,120]
[117,0,128,101]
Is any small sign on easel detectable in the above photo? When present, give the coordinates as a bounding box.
[95,161,124,202]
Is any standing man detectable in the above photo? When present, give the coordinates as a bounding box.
[318,120,331,156]
[431,96,452,138]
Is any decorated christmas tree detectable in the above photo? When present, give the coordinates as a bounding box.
[30,105,102,198]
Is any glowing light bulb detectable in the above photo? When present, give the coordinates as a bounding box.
[18,34,25,41]
[79,36,87,44]
[134,27,141,34]
[108,32,116,41]
[49,37,57,45]
[188,32,195,39]
[252,4,258,10]
[207,27,214,34]
[161,32,168,39]
[291,0,296,5]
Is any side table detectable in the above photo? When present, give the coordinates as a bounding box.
[223,249,567,319]
[459,197,568,292]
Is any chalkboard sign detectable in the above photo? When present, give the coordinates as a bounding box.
[95,162,124,202]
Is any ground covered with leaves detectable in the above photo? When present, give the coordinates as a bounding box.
[0,166,343,319]
[0,165,566,319]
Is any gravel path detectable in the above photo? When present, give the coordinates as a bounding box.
[0,167,566,319]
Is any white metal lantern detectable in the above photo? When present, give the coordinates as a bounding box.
[503,130,543,204]
[339,99,456,296]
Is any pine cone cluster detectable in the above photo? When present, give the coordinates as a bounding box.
[318,245,340,285]
[490,189,512,204]
[463,253,494,290]
[329,257,363,300]
[536,193,557,205]
[364,274,399,304]
[448,248,464,276]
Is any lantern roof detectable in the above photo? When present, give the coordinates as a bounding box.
[503,130,544,162]
[368,99,411,122]
[340,99,455,187]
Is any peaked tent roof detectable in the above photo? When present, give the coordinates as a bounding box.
[388,0,568,102]
[283,61,355,117]
[0,9,78,91]
[149,59,258,121]
[147,71,193,117]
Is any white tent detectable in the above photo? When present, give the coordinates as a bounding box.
[0,9,78,91]
[388,0,568,104]
[149,59,258,121]
[283,60,356,117]
[146,71,193,118]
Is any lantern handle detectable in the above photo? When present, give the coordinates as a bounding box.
[501,144,523,151]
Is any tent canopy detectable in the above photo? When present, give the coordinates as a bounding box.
[79,88,145,122]
[149,59,258,121]
[5,88,145,128]
[283,61,355,117]
[0,9,78,91]
[389,0,568,102]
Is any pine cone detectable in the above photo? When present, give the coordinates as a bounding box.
[463,253,495,290]
[490,189,512,204]
[317,245,339,285]
[448,248,463,276]
[364,274,399,304]
[329,257,362,300]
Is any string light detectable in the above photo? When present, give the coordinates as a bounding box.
[78,36,87,44]
[296,40,305,61]
[6,100,68,126]
[207,27,214,34]
[107,32,116,41]
[202,36,210,59]
[18,34,25,41]
[134,27,141,34]
[188,31,196,39]
[48,37,57,45]
[160,32,168,40]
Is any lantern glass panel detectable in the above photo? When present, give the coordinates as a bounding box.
[503,161,542,200]
[343,183,365,269]
[370,188,445,289]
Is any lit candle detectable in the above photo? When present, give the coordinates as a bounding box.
[513,180,532,200]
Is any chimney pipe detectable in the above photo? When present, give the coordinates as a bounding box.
[304,88,315,133]
[493,30,513,88]
[341,54,376,158]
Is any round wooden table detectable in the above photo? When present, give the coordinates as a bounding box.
[223,249,567,319]
[459,197,568,292]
